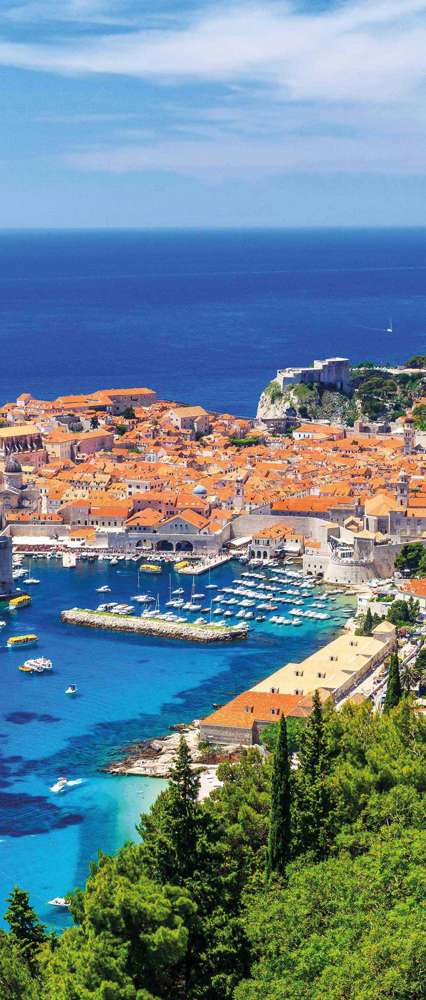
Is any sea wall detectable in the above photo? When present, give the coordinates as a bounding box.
[61,608,248,643]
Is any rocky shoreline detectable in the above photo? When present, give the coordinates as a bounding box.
[102,722,244,798]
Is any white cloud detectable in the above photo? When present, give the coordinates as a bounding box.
[0,0,424,106]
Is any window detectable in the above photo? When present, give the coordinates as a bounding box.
[295,670,304,676]
[271,707,280,716]
[294,688,303,696]
[349,640,358,647]
[270,686,279,694]
[317,671,326,679]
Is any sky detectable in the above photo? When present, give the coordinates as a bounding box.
[0,0,425,227]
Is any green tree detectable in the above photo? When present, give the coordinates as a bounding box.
[90,414,99,429]
[41,849,194,1000]
[267,715,291,875]
[4,888,46,975]
[387,598,416,625]
[138,737,201,885]
[292,692,332,859]
[384,652,402,713]
[363,606,373,635]
[395,542,426,576]
[122,406,136,420]
[0,932,39,999]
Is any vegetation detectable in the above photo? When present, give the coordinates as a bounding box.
[387,597,419,626]
[264,381,284,404]
[90,415,99,429]
[412,402,426,430]
[405,354,426,368]
[355,606,384,635]
[395,541,426,577]
[115,423,129,436]
[383,652,402,712]
[2,702,426,998]
[229,436,262,448]
[122,406,136,420]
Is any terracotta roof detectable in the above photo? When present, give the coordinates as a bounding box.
[201,690,312,730]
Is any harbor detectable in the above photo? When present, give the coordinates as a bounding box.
[0,554,356,929]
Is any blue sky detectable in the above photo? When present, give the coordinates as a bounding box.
[0,0,425,227]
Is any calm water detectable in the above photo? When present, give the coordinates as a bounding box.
[0,229,426,414]
[0,558,354,925]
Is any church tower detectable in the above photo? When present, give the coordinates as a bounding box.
[234,478,245,512]
[397,469,409,507]
[403,414,415,455]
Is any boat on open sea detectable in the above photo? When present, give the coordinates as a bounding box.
[19,656,52,673]
[65,684,77,695]
[50,777,83,794]
[7,634,38,649]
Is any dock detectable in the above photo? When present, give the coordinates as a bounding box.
[60,607,248,643]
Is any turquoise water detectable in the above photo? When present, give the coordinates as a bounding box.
[0,558,354,927]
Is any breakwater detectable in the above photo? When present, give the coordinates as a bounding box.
[60,608,248,643]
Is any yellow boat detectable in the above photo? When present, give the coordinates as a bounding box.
[175,560,189,571]
[9,594,32,609]
[7,634,38,649]
[139,563,161,573]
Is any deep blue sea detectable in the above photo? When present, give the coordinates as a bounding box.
[0,228,426,414]
[0,227,423,926]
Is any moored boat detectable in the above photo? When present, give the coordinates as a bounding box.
[7,634,38,649]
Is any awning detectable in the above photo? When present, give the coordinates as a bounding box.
[229,535,252,548]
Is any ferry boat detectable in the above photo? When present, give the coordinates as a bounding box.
[7,634,38,649]
[19,657,52,673]
[140,563,161,573]
[9,594,31,610]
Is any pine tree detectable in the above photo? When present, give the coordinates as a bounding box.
[138,736,201,885]
[384,652,402,713]
[4,887,46,973]
[363,607,373,635]
[267,714,291,875]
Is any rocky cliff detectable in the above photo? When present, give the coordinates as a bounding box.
[257,380,356,425]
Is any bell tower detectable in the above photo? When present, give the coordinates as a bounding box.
[403,414,415,455]
[397,469,409,507]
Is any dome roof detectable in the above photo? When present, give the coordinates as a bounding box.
[193,484,207,495]
[5,456,22,474]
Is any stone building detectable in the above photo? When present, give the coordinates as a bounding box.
[276,357,350,392]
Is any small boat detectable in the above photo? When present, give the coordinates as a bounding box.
[386,317,393,333]
[48,897,70,908]
[23,577,40,585]
[0,621,6,628]
[96,585,111,593]
[19,657,52,673]
[50,777,83,794]
[7,634,38,649]
[50,776,68,793]
[65,684,77,695]
[140,563,161,573]
[9,594,31,609]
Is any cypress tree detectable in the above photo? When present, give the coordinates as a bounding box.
[363,607,373,635]
[4,887,46,973]
[298,689,325,780]
[267,714,291,875]
[384,651,402,713]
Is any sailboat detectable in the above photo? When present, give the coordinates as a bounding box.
[386,318,393,333]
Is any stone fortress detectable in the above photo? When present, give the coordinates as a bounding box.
[275,357,351,392]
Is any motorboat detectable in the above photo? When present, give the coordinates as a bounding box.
[65,684,77,695]
[256,615,266,622]
[19,657,52,674]
[50,777,83,793]
[23,578,40,585]
[0,621,6,628]
[96,585,111,593]
[205,584,218,590]
[48,897,70,908]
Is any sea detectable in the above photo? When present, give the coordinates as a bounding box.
[0,227,425,926]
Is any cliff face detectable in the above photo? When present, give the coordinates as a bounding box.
[257,380,356,425]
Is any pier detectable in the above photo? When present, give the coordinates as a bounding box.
[60,607,248,643]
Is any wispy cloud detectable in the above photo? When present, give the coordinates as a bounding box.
[2,0,426,180]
